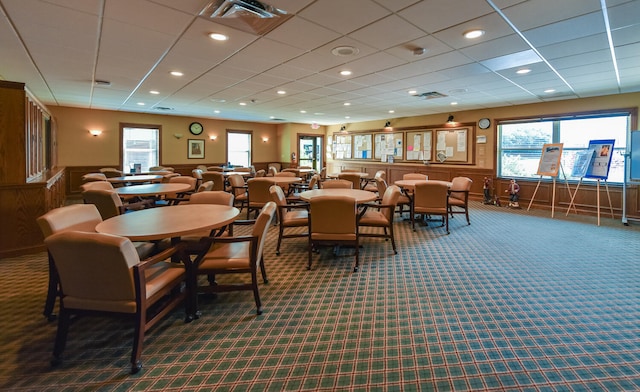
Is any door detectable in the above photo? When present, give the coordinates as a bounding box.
[299,135,323,171]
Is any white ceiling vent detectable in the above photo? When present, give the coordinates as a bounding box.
[200,0,291,35]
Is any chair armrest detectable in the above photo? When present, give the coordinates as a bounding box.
[136,242,191,271]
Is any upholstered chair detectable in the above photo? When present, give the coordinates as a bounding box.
[207,166,224,172]
[413,182,449,234]
[338,173,362,189]
[267,166,278,176]
[228,174,248,211]
[308,195,360,272]
[246,178,274,219]
[201,171,226,191]
[82,189,126,219]
[80,180,113,192]
[403,173,428,180]
[192,202,276,315]
[448,177,473,225]
[270,185,309,255]
[358,185,401,254]
[165,180,214,205]
[377,178,411,218]
[44,231,190,374]
[81,172,107,183]
[191,168,203,187]
[99,167,124,178]
[181,191,236,240]
[363,170,386,192]
[254,169,266,177]
[321,179,353,189]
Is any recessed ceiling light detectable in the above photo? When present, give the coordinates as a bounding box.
[214,110,220,114]
[408,90,417,95]
[137,102,145,106]
[170,71,183,77]
[516,68,531,74]
[544,89,556,93]
[209,33,228,41]
[277,90,286,95]
[340,70,352,76]
[149,90,159,95]
[463,29,485,39]
[344,102,351,106]
[450,102,458,106]
[300,110,307,113]
[345,116,350,119]
[239,102,247,106]
[388,110,395,114]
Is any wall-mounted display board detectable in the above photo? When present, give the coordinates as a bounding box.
[353,134,373,159]
[374,132,403,162]
[435,128,471,163]
[405,130,432,161]
[333,134,352,160]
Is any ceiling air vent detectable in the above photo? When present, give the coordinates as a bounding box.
[200,0,291,35]
[415,91,448,99]
[153,106,174,111]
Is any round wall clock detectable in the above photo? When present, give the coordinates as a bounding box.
[189,122,203,135]
[478,118,491,129]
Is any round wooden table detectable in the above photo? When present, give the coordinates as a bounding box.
[95,204,240,241]
[250,177,302,185]
[108,175,164,184]
[115,183,191,198]
[328,172,370,179]
[394,179,452,191]
[298,189,378,203]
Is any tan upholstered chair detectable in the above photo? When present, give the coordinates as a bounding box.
[413,182,449,234]
[149,165,174,172]
[319,167,327,181]
[234,167,252,172]
[181,191,236,239]
[37,204,104,321]
[341,169,360,173]
[196,165,208,171]
[270,185,309,255]
[267,162,281,172]
[274,171,295,177]
[207,166,224,172]
[377,178,410,218]
[321,179,353,189]
[228,174,248,211]
[338,173,362,189]
[99,167,124,178]
[166,180,214,205]
[267,166,278,176]
[81,173,107,183]
[308,195,360,272]
[44,230,190,374]
[192,168,203,187]
[246,178,273,219]
[255,169,266,177]
[289,174,319,198]
[448,177,473,225]
[82,189,126,219]
[201,171,226,191]
[403,173,428,180]
[358,185,401,254]
[192,202,276,315]
[157,176,197,205]
[80,180,113,192]
[363,170,386,192]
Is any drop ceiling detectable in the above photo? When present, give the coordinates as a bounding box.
[1,0,638,125]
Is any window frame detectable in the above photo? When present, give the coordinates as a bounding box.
[119,123,162,173]
[226,129,253,167]
[496,108,637,184]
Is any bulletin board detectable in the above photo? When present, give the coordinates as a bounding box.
[353,134,373,159]
[374,132,403,161]
[405,130,433,161]
[435,128,471,163]
[333,134,352,160]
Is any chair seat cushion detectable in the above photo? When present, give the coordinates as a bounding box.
[282,210,309,226]
[398,195,411,204]
[358,210,389,226]
[311,233,357,241]
[448,198,466,206]
[144,262,186,299]
[199,242,251,270]
[414,207,447,214]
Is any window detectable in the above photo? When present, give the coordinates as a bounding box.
[121,125,160,173]
[497,112,631,183]
[227,131,252,167]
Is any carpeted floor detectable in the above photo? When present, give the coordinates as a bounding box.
[1,202,639,391]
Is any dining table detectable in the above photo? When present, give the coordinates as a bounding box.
[115,183,192,198]
[108,174,164,184]
[298,188,378,204]
[394,179,452,191]
[95,204,241,320]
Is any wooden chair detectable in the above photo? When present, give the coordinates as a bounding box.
[338,173,362,189]
[201,171,226,191]
[358,185,401,254]
[403,173,428,180]
[246,178,274,219]
[363,170,386,192]
[308,195,361,272]
[44,230,190,374]
[448,176,473,225]
[37,204,104,321]
[192,202,276,315]
[413,182,449,234]
[270,185,309,255]
[321,179,353,189]
[228,174,248,212]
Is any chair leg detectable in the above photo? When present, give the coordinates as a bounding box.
[389,224,397,254]
[51,308,71,367]
[353,240,359,272]
[44,254,59,321]
[251,269,263,315]
[465,208,470,225]
[260,261,269,284]
[307,239,313,270]
[276,224,283,255]
[131,309,145,374]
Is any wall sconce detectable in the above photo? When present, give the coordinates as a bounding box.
[262,137,269,143]
[89,129,102,136]
[173,133,183,139]
[209,135,217,141]
[447,115,455,123]
[340,125,346,132]
[384,121,391,128]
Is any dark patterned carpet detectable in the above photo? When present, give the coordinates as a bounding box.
[1,202,639,391]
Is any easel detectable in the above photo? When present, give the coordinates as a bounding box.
[565,178,613,225]
[527,163,572,218]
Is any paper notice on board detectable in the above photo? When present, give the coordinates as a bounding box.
[414,134,421,150]
[456,131,466,152]
[446,147,454,157]
[437,132,446,150]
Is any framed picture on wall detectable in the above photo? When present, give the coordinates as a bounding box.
[188,139,205,159]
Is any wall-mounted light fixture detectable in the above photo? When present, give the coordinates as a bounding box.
[89,129,102,136]
[447,115,455,123]
[209,135,217,141]
[384,121,392,130]
[340,125,346,132]
[174,133,183,139]
[262,137,269,143]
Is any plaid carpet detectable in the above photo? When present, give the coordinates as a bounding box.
[1,202,639,391]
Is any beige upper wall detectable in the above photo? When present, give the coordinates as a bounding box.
[326,92,640,170]
[50,106,281,167]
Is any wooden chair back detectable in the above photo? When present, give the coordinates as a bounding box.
[322,179,353,189]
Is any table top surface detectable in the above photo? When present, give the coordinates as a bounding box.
[115,183,192,197]
[108,175,164,183]
[298,189,378,203]
[95,204,240,241]
[394,179,453,190]
[251,176,302,184]
[329,172,370,178]
[223,171,253,177]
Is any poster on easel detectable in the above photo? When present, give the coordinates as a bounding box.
[536,143,563,176]
[585,139,615,180]
[571,149,596,178]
